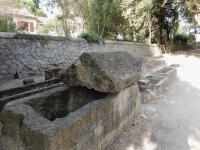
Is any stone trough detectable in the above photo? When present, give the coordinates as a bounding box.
[138,75,169,103]
[0,79,62,112]
[138,66,177,104]
[152,67,177,81]
[0,51,147,150]
[0,84,140,150]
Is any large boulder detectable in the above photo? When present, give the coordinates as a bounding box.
[61,51,147,93]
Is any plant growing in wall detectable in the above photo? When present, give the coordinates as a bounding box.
[0,15,16,32]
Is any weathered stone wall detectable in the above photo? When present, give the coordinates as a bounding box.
[0,33,162,81]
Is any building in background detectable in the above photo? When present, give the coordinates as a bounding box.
[0,6,44,34]
[0,6,82,37]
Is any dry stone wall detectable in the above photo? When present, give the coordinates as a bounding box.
[0,33,162,81]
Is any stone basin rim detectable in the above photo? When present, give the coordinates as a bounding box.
[0,85,115,135]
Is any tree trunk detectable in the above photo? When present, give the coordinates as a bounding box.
[101,17,107,37]
[59,0,68,37]
[158,26,162,44]
[149,13,152,44]
[97,14,100,35]
[166,19,170,42]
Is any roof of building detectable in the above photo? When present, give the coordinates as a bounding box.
[1,6,37,19]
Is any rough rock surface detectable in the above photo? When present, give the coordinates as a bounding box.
[61,51,147,93]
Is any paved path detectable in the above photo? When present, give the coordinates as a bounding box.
[106,49,200,150]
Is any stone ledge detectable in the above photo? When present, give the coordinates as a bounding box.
[0,33,86,42]
[104,40,160,47]
[0,32,17,38]
[0,33,163,47]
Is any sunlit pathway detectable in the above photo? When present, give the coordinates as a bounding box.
[106,49,200,150]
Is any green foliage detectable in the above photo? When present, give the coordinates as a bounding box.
[87,0,124,38]
[4,0,198,44]
[168,34,194,52]
[0,15,16,32]
[23,0,47,17]
[78,33,104,43]
[174,34,188,44]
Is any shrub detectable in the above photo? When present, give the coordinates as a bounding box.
[0,15,16,32]
[78,33,104,43]
[174,34,188,44]
[169,34,194,52]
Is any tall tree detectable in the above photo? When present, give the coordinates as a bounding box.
[46,0,72,36]
[23,0,47,17]
[122,0,158,43]
[87,0,124,37]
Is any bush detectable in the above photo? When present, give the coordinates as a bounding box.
[0,15,16,32]
[78,33,104,43]
[174,34,188,44]
[169,34,194,52]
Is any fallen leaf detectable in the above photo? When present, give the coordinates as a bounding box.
[131,121,136,126]
[139,114,147,118]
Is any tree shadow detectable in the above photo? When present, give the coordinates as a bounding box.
[106,76,200,150]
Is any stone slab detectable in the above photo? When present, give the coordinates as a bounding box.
[0,32,17,38]
[61,51,147,93]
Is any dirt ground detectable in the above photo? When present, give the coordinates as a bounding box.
[106,49,200,150]
[1,49,200,150]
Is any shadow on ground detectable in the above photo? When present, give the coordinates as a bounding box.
[106,76,200,150]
